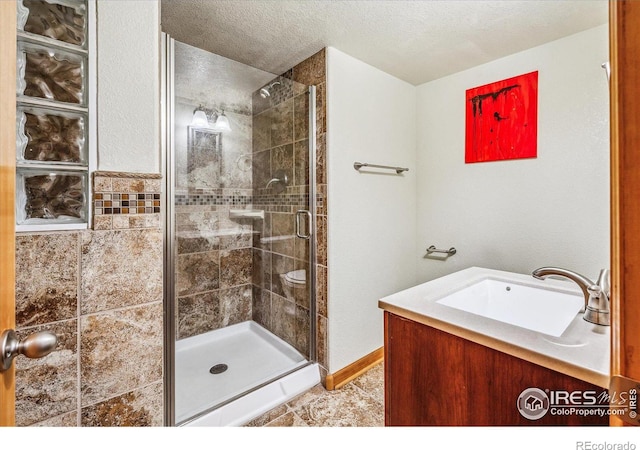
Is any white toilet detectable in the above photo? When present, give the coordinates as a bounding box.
[280,269,306,301]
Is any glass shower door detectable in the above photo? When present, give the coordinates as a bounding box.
[164,35,316,425]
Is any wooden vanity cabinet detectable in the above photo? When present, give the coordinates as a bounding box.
[384,312,608,426]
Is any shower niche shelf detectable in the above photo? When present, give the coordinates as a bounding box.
[229,209,265,220]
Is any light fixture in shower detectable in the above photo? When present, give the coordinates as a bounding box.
[190,104,232,132]
[259,81,281,98]
[214,110,231,132]
[191,109,209,128]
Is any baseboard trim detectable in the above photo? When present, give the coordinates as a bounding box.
[324,347,384,391]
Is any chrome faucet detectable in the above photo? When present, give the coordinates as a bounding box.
[265,169,289,190]
[532,267,610,326]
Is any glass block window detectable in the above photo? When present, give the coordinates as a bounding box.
[19,0,87,47]
[17,169,87,224]
[16,0,92,230]
[17,41,86,106]
[17,105,87,164]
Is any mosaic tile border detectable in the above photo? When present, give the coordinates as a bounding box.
[92,171,161,230]
[175,193,251,207]
[94,192,160,215]
[254,194,318,207]
[174,193,320,208]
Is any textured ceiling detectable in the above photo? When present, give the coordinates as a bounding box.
[161,0,608,86]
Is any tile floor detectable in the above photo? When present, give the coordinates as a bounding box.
[245,362,385,427]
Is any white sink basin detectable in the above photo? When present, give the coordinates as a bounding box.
[379,267,610,388]
[436,277,584,337]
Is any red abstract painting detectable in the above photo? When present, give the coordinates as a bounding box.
[465,71,538,163]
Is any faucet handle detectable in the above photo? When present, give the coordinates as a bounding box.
[585,269,611,326]
[596,269,610,297]
[587,284,603,299]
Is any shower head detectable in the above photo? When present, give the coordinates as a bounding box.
[259,81,281,99]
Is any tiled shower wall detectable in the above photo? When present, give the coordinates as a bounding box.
[172,42,258,339]
[251,49,328,372]
[14,172,163,426]
[174,186,255,339]
[174,48,328,375]
[296,49,327,374]
[251,77,312,358]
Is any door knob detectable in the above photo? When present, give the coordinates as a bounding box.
[0,329,58,371]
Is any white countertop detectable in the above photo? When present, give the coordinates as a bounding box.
[378,266,610,388]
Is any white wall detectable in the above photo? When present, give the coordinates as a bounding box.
[415,25,610,283]
[326,47,417,372]
[97,0,160,173]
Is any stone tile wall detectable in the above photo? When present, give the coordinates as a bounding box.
[172,57,257,340]
[295,50,328,377]
[251,49,328,375]
[174,194,254,339]
[14,171,163,426]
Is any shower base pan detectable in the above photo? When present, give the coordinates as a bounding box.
[176,320,320,426]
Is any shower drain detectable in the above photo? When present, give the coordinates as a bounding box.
[209,364,228,375]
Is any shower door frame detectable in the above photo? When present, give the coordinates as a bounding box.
[161,32,318,427]
[161,31,175,428]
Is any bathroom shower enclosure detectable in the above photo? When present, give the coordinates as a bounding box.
[162,34,319,426]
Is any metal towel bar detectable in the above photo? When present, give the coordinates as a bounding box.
[353,162,409,174]
[426,245,457,257]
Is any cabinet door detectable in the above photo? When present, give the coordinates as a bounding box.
[384,312,608,426]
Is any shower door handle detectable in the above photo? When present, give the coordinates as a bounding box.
[296,210,312,240]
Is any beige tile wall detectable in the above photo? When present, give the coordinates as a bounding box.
[14,171,163,426]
